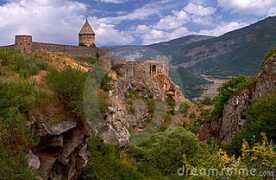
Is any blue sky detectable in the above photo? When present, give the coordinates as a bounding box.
[0,0,276,46]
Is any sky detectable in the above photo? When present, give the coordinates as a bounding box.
[0,0,276,46]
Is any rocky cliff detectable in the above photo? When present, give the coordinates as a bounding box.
[95,61,190,146]
[199,55,276,142]
[27,100,91,179]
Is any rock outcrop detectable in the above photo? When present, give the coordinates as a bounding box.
[97,60,188,145]
[28,103,90,180]
[199,55,276,142]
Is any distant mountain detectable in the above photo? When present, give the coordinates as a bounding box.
[149,35,214,54]
[111,16,276,98]
[111,45,163,60]
[111,35,213,61]
[171,16,276,76]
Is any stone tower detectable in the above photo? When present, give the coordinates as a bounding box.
[79,18,95,47]
[15,35,32,52]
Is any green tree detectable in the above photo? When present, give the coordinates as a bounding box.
[213,76,255,117]
[132,127,202,175]
[227,90,276,154]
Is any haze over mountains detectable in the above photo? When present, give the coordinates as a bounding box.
[111,16,276,98]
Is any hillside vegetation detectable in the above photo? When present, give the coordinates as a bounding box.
[0,47,275,179]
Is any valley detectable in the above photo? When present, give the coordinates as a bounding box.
[0,7,276,180]
[111,16,276,99]
[200,74,230,98]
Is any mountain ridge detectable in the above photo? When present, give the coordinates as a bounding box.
[111,16,276,98]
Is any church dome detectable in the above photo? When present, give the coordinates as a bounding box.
[79,18,95,35]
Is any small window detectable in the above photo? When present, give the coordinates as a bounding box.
[151,65,157,74]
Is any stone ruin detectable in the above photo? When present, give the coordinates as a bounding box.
[111,59,180,101]
[114,60,169,80]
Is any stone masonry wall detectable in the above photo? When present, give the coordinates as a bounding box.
[31,42,102,57]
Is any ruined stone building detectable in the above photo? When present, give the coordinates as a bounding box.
[112,60,182,101]
[114,60,169,80]
[3,18,100,57]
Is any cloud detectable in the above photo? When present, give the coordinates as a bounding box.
[155,2,216,31]
[0,0,134,46]
[0,0,267,46]
[95,0,127,4]
[184,2,216,16]
[101,0,175,24]
[134,2,218,44]
[155,9,190,30]
[91,17,135,45]
[218,0,276,16]
[199,21,247,36]
[135,24,189,45]
[0,0,86,45]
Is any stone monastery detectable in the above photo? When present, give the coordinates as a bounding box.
[4,18,99,57]
[2,18,169,82]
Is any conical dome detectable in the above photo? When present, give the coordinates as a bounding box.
[79,18,95,35]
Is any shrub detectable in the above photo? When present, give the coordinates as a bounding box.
[264,48,276,61]
[213,76,255,117]
[146,98,156,115]
[0,146,36,180]
[131,127,202,175]
[179,102,190,114]
[76,56,99,66]
[246,91,276,141]
[200,96,213,106]
[45,68,87,114]
[0,48,47,78]
[165,96,176,115]
[0,81,46,150]
[227,90,276,154]
[89,63,106,86]
[240,135,276,174]
[100,75,113,92]
[125,89,139,99]
[80,136,143,180]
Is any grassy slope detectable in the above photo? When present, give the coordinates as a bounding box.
[0,48,94,179]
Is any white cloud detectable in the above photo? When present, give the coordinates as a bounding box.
[155,2,216,31]
[0,0,87,45]
[133,2,218,44]
[184,3,216,16]
[101,0,173,24]
[91,17,135,45]
[199,21,247,36]
[155,10,190,30]
[0,0,134,46]
[218,0,276,16]
[135,25,189,45]
[96,0,127,4]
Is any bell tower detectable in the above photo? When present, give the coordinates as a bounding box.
[79,18,96,47]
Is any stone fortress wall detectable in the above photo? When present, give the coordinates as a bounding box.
[11,35,102,57]
[0,19,101,57]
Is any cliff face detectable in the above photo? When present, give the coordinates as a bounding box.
[199,55,276,142]
[97,61,189,145]
[28,103,91,180]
